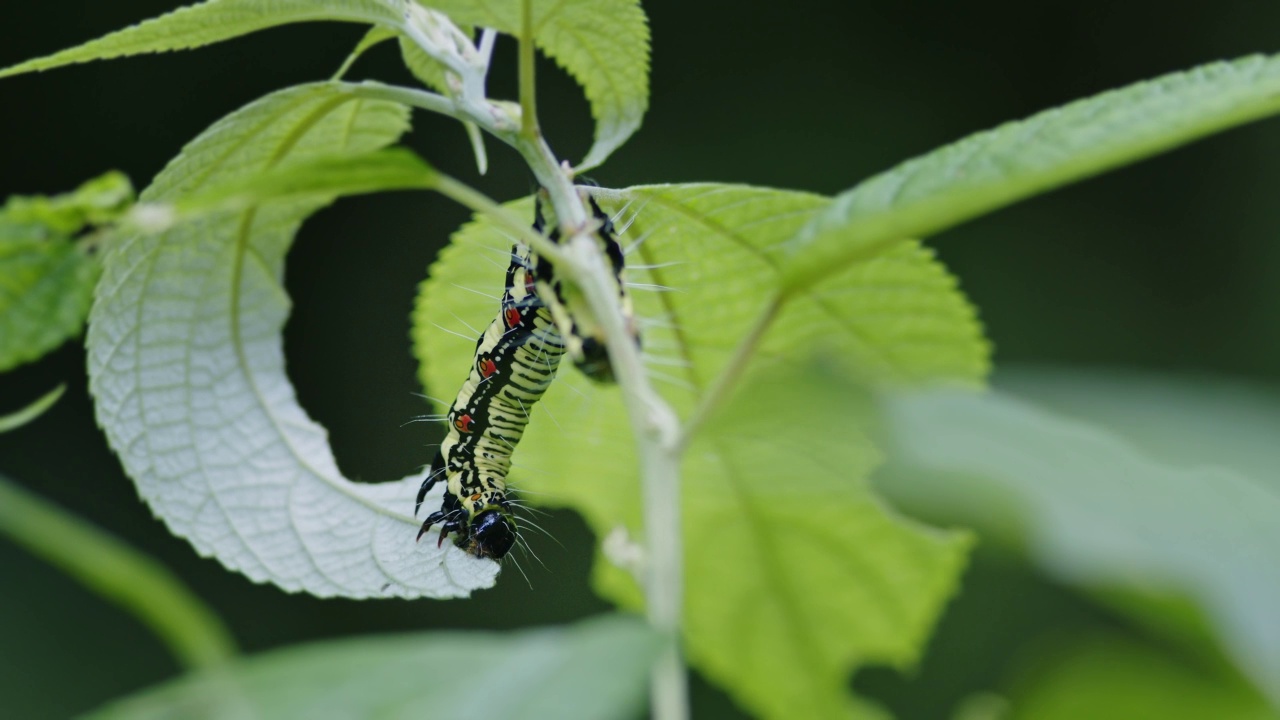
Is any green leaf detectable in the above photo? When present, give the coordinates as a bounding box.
[399,34,451,92]
[87,82,500,601]
[413,184,987,718]
[0,171,134,239]
[0,0,406,79]
[1007,635,1276,720]
[88,615,660,720]
[420,0,651,169]
[0,236,99,371]
[679,361,972,720]
[135,147,439,228]
[0,172,134,369]
[779,54,1280,290]
[0,385,66,433]
[878,388,1280,709]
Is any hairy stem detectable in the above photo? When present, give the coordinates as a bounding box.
[0,473,236,670]
[565,228,687,720]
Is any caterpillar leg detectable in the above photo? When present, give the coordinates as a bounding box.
[416,509,464,547]
[415,452,447,516]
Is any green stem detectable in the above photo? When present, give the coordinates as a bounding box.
[564,226,687,720]
[0,385,65,433]
[519,0,538,139]
[341,82,473,127]
[432,174,568,266]
[0,474,236,670]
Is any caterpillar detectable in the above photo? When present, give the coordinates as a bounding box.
[538,195,635,383]
[415,192,636,560]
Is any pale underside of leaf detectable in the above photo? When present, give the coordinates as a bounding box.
[781,54,1280,290]
[419,0,651,169]
[879,389,1280,709]
[0,0,406,79]
[413,183,986,718]
[88,83,498,600]
[88,615,660,720]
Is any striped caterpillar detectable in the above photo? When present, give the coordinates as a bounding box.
[416,193,634,559]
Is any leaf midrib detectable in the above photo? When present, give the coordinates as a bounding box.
[221,95,415,534]
[632,187,909,388]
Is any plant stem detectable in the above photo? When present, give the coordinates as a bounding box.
[0,473,236,670]
[0,385,65,433]
[565,229,687,720]
[432,174,569,265]
[519,0,538,139]
[501,54,689,720]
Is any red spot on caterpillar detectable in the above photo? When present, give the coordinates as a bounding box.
[479,358,498,378]
[504,308,521,328]
[454,414,474,433]
[524,273,536,293]
[470,493,482,502]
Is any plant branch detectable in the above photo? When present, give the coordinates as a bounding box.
[432,174,569,266]
[564,226,687,720]
[0,473,237,670]
[519,0,538,138]
[0,385,65,433]
[677,292,784,452]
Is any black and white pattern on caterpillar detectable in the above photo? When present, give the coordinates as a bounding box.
[540,196,636,383]
[415,194,635,560]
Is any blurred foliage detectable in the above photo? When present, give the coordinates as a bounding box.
[89,614,659,720]
[1007,634,1274,720]
[0,171,131,371]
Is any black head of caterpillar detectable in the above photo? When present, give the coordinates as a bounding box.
[416,454,518,560]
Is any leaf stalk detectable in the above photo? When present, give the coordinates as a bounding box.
[0,474,236,670]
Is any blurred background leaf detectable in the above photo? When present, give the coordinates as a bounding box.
[997,368,1280,486]
[0,171,131,371]
[1006,634,1274,720]
[88,614,659,720]
[877,386,1280,712]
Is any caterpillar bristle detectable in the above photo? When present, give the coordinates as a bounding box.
[430,321,479,343]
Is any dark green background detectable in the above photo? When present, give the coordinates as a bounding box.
[1,2,1277,717]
